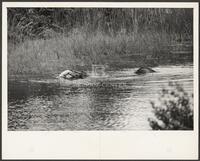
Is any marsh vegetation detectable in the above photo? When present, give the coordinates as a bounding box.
[8,8,193,76]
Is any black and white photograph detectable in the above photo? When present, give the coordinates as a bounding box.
[2,1,199,160]
[7,6,194,131]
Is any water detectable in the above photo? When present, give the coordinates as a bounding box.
[8,65,193,131]
[91,64,107,77]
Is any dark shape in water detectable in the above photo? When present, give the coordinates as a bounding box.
[57,70,88,80]
[135,67,156,75]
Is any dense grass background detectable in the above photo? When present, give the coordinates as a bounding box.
[7,8,193,76]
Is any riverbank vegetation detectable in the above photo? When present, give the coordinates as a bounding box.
[8,8,193,76]
[148,82,193,130]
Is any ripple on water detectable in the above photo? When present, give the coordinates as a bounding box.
[8,65,193,130]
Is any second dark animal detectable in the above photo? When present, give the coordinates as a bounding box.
[135,67,156,75]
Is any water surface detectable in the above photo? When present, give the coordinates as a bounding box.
[8,65,193,130]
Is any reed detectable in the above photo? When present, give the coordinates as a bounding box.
[8,28,174,76]
[7,8,193,76]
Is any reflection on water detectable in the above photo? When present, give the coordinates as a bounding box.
[8,65,193,130]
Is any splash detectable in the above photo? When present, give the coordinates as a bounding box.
[91,64,107,77]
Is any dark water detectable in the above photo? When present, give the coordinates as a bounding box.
[8,65,193,130]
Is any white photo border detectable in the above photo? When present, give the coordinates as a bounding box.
[2,2,199,160]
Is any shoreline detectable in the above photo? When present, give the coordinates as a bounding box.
[8,63,193,81]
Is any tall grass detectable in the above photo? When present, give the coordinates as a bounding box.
[8,28,173,76]
[7,8,193,76]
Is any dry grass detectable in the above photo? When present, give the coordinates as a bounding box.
[8,29,172,76]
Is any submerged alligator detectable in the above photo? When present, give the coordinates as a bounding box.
[135,67,156,75]
[57,70,88,80]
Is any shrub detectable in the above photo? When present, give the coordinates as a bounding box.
[148,82,193,130]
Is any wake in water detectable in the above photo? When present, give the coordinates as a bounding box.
[8,65,193,130]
